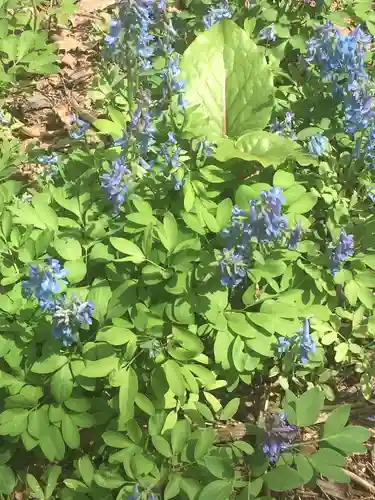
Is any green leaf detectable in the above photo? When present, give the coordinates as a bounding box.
[28,406,49,439]
[216,198,233,229]
[163,360,186,401]
[51,364,73,403]
[323,426,370,455]
[171,419,191,455]
[215,133,299,166]
[308,449,349,483]
[80,356,118,378]
[64,260,87,284]
[273,170,295,189]
[220,398,240,420]
[54,237,82,260]
[110,237,145,263]
[296,387,325,427]
[31,355,67,374]
[96,326,135,346]
[45,465,62,499]
[323,405,351,438]
[87,282,112,323]
[198,479,233,500]
[164,473,182,500]
[62,414,80,449]
[194,428,216,460]
[181,19,274,139]
[0,465,16,494]
[102,431,131,448]
[119,367,138,423]
[92,119,123,138]
[265,465,303,492]
[94,468,125,489]
[287,193,318,214]
[294,455,314,484]
[39,426,65,461]
[151,435,172,457]
[27,474,44,499]
[135,393,155,416]
[78,456,94,487]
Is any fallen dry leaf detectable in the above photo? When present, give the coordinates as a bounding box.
[52,34,86,52]
[61,53,76,68]
[54,104,72,126]
[77,0,118,13]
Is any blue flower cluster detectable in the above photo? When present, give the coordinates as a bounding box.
[160,53,187,108]
[270,112,296,140]
[306,22,374,137]
[330,228,354,275]
[262,412,298,464]
[259,24,276,42]
[101,158,131,214]
[69,115,90,139]
[220,187,301,287]
[111,0,163,71]
[203,0,232,30]
[277,319,316,364]
[22,259,94,346]
[308,134,329,157]
[364,121,375,168]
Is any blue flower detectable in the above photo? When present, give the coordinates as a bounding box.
[299,318,316,364]
[37,154,59,165]
[196,137,216,159]
[364,120,375,168]
[277,337,292,354]
[330,228,354,274]
[159,132,181,171]
[22,259,68,312]
[308,135,329,156]
[270,112,296,139]
[219,248,248,287]
[262,413,298,464]
[105,19,121,48]
[287,222,302,249]
[160,54,186,107]
[52,295,94,346]
[259,24,276,42]
[69,115,90,139]
[101,158,131,214]
[203,0,232,30]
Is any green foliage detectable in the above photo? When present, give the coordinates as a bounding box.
[0,0,374,498]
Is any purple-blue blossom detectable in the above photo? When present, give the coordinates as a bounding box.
[160,53,187,107]
[69,115,90,139]
[299,318,316,364]
[22,259,68,313]
[270,112,296,140]
[203,0,232,30]
[287,222,302,249]
[308,135,329,157]
[219,248,248,288]
[105,19,121,48]
[364,121,375,168]
[52,295,94,346]
[101,158,131,215]
[330,228,354,274]
[259,24,276,42]
[262,412,298,465]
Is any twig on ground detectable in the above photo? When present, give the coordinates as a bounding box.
[344,469,375,493]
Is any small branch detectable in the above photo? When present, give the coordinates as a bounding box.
[344,469,375,493]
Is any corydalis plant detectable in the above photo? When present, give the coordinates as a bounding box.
[220,187,301,287]
[330,228,354,275]
[22,259,94,346]
[277,318,316,364]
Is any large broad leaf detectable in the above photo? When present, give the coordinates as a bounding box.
[181,19,274,139]
[215,132,303,166]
